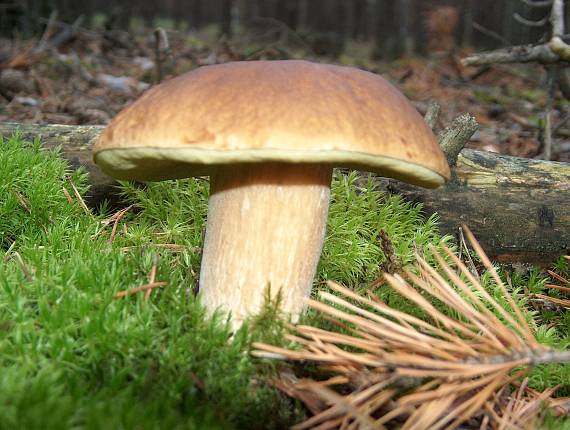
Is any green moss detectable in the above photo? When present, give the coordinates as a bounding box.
[0,135,88,248]
[1,133,567,428]
[0,135,296,429]
[320,172,453,287]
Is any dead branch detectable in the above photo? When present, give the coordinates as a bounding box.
[544,67,558,159]
[518,0,553,7]
[423,102,441,130]
[463,0,569,161]
[462,43,562,65]
[514,13,549,27]
[550,0,565,37]
[1,15,84,69]
[114,281,167,298]
[463,0,570,66]
[472,21,510,46]
[154,27,170,83]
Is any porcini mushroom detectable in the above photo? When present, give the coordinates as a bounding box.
[93,60,450,328]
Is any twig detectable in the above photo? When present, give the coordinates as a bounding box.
[154,27,169,84]
[37,10,58,51]
[462,43,560,65]
[145,254,159,300]
[107,205,132,245]
[378,230,402,274]
[472,21,510,46]
[458,226,479,278]
[12,190,31,214]
[550,0,565,36]
[62,186,74,205]
[463,0,570,66]
[3,241,17,260]
[423,102,441,130]
[543,66,558,160]
[120,243,188,253]
[531,292,570,307]
[115,282,167,298]
[2,15,84,69]
[518,0,553,7]
[296,383,380,430]
[513,13,549,27]
[10,252,33,282]
[90,204,134,239]
[547,269,570,285]
[66,176,90,215]
[546,283,570,293]
[549,0,570,61]
[46,15,84,51]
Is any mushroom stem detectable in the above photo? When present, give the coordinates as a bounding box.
[198,162,333,328]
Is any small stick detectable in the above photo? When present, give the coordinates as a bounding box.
[458,226,479,278]
[545,283,570,293]
[3,241,17,260]
[424,102,441,130]
[378,230,402,274]
[154,27,169,84]
[463,0,570,66]
[547,269,570,285]
[62,186,74,205]
[472,21,510,46]
[120,243,187,252]
[145,254,159,300]
[543,66,558,160]
[115,282,167,298]
[66,176,90,215]
[107,206,132,245]
[513,13,549,27]
[37,10,58,51]
[518,0,553,7]
[529,293,570,309]
[11,252,33,282]
[12,190,31,214]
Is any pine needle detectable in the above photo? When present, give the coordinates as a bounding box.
[253,226,567,429]
[66,176,90,215]
[115,281,167,298]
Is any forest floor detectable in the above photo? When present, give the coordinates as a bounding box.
[0,21,569,162]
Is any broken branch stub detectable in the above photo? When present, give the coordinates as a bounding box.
[438,113,479,166]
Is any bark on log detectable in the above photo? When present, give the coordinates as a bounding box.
[1,122,569,265]
[377,149,570,265]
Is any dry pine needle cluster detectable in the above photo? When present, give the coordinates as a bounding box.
[253,227,570,429]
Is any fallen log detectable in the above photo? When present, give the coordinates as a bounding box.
[377,149,570,265]
[1,121,569,265]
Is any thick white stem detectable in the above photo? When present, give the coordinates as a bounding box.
[198,163,333,328]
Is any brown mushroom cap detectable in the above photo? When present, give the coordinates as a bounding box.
[93,60,450,187]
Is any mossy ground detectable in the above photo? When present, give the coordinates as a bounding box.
[1,135,568,429]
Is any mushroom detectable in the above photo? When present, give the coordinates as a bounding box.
[93,60,450,328]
